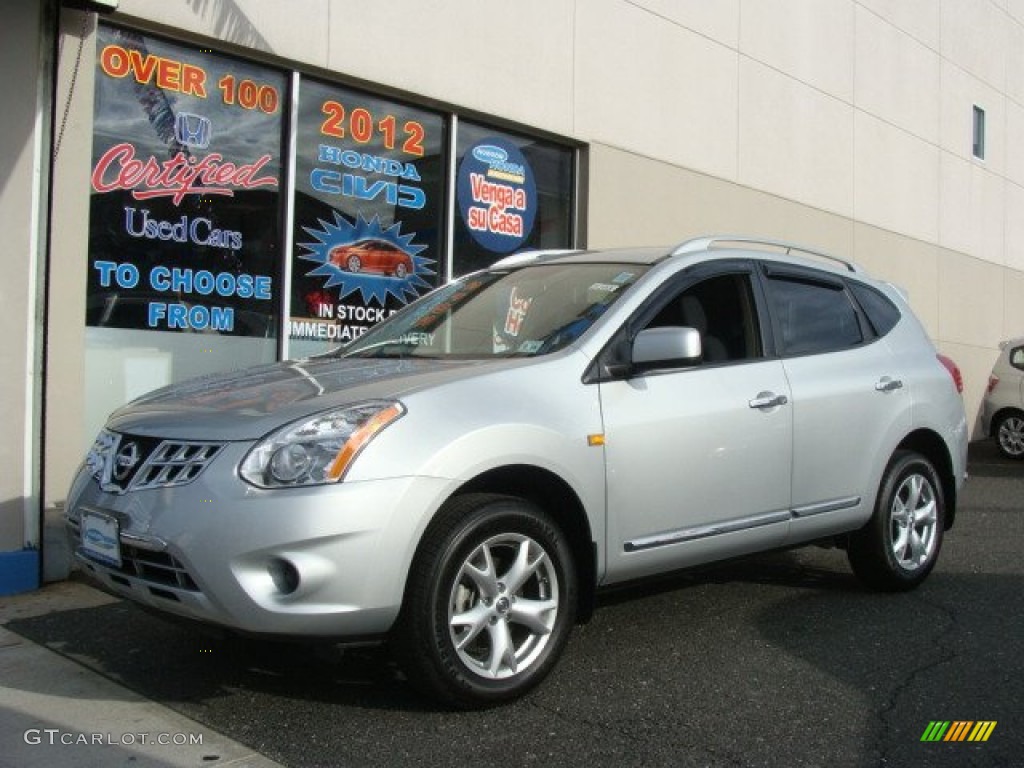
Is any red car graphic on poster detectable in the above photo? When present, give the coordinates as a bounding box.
[329,239,415,278]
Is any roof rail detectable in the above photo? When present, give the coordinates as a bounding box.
[670,236,861,274]
[490,248,582,269]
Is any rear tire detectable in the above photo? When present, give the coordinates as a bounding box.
[392,494,576,708]
[848,451,944,592]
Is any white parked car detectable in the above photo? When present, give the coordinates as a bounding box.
[982,337,1024,459]
[66,236,969,707]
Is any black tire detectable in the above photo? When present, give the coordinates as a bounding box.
[994,411,1024,460]
[848,451,944,592]
[392,493,576,708]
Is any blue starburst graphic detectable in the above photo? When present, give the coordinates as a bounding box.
[299,212,435,306]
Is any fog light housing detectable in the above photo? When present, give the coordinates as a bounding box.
[268,557,300,595]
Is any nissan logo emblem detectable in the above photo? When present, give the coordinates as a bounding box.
[113,441,141,481]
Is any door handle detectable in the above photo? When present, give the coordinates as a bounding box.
[875,377,903,393]
[748,391,788,409]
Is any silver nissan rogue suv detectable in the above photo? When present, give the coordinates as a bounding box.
[66,236,969,708]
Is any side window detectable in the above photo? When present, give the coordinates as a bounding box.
[1010,347,1024,370]
[646,273,763,363]
[849,282,901,337]
[766,276,863,356]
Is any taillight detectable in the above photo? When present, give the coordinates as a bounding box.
[937,353,963,394]
[987,374,999,394]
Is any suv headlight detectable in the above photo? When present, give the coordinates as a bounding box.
[240,401,405,488]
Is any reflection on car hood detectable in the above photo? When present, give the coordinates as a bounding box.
[106,356,501,441]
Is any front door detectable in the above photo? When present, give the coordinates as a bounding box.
[597,267,793,584]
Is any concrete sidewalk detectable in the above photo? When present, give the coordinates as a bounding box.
[0,578,282,768]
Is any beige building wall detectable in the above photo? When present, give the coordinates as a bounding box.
[42,0,1024,504]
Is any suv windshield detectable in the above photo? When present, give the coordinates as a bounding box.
[340,262,647,359]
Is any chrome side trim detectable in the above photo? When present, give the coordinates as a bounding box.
[791,496,861,518]
[624,510,791,553]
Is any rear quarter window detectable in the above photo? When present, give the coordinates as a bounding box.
[849,282,902,337]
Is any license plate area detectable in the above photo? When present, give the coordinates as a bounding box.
[80,511,122,568]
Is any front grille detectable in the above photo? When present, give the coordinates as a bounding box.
[131,441,223,491]
[87,430,224,493]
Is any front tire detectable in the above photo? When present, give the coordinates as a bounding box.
[994,412,1024,459]
[848,451,944,592]
[392,494,576,708]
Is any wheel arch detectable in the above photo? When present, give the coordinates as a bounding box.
[452,464,598,623]
[895,428,958,529]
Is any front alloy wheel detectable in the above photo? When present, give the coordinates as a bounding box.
[848,450,945,591]
[393,494,576,708]
[995,413,1024,459]
[448,532,559,679]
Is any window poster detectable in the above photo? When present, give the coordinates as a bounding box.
[456,136,537,255]
[452,122,575,277]
[290,79,446,351]
[87,26,285,337]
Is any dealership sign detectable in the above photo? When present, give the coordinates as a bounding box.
[457,138,537,254]
[86,26,284,336]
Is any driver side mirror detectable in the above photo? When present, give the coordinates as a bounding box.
[633,326,702,369]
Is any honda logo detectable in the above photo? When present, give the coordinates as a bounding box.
[174,112,212,149]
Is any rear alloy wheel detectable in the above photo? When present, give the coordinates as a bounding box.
[994,412,1024,459]
[848,451,944,591]
[393,494,576,708]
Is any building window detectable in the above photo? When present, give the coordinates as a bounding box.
[453,122,576,277]
[84,26,287,443]
[81,23,580,430]
[973,105,986,160]
[288,78,447,358]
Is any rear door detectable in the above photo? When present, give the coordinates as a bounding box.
[760,266,912,543]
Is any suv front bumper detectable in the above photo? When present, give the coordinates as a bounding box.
[65,442,448,639]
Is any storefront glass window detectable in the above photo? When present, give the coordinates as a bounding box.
[85,25,286,441]
[453,122,575,276]
[289,79,446,358]
[79,25,577,442]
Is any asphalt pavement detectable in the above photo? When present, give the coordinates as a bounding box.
[2,441,1021,767]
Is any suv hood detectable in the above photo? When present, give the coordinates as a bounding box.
[105,356,505,441]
